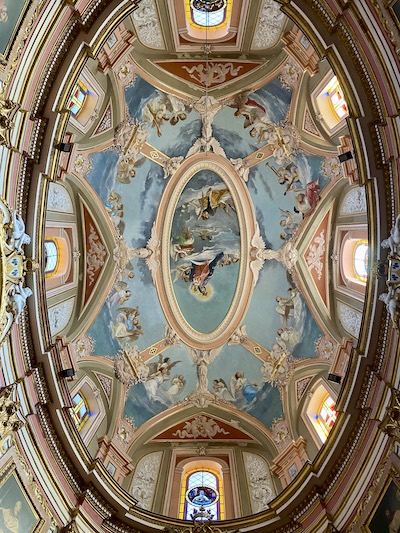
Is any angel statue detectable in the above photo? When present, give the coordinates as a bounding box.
[6,210,31,252]
[7,282,33,323]
[179,347,222,408]
[250,222,298,286]
[113,222,160,285]
[381,213,400,256]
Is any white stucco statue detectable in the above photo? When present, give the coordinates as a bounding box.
[379,285,400,326]
[8,282,33,323]
[7,211,31,252]
[381,214,400,255]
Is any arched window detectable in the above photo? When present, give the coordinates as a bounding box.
[326,77,348,120]
[179,468,224,521]
[44,239,59,275]
[190,0,227,27]
[340,232,369,291]
[315,394,338,442]
[312,73,349,134]
[70,392,90,431]
[303,382,338,446]
[68,80,89,117]
[353,240,368,282]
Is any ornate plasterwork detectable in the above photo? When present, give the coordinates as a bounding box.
[379,388,400,441]
[172,415,229,439]
[271,418,292,451]
[131,0,165,50]
[340,187,367,214]
[0,96,20,148]
[94,372,113,404]
[279,58,302,90]
[338,302,362,338]
[303,105,321,137]
[47,182,74,213]
[130,451,162,510]
[92,101,112,137]
[296,377,312,402]
[48,297,75,337]
[113,222,160,283]
[183,62,243,87]
[322,156,344,181]
[0,200,33,343]
[315,335,336,361]
[305,229,325,280]
[251,0,286,49]
[87,223,107,286]
[70,334,95,360]
[116,60,137,88]
[250,223,298,286]
[0,386,24,443]
[155,153,255,348]
[243,452,275,513]
[72,153,92,177]
[379,214,400,328]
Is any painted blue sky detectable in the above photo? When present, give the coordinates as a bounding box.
[80,73,328,430]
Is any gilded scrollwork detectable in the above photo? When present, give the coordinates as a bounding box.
[0,95,20,148]
[380,388,400,441]
[0,385,24,449]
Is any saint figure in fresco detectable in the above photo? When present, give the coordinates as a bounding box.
[192,187,235,220]
[230,371,259,405]
[191,488,214,506]
[0,500,22,533]
[189,251,224,295]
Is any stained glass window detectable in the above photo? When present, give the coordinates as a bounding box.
[316,395,337,441]
[70,392,90,431]
[353,240,368,282]
[68,80,88,117]
[188,0,228,28]
[326,77,348,120]
[44,239,59,274]
[179,468,224,520]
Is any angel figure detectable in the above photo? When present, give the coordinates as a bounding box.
[108,281,132,307]
[212,378,235,401]
[6,211,31,252]
[110,307,142,343]
[230,371,259,405]
[147,354,181,378]
[228,91,265,128]
[126,222,160,284]
[7,282,33,323]
[167,375,186,399]
[250,223,298,287]
[188,347,221,394]
[381,214,400,256]
[116,152,146,184]
[275,288,298,327]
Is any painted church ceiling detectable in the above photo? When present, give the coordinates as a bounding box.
[54,64,345,435]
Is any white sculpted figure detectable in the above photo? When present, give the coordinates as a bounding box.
[379,285,400,326]
[7,211,31,252]
[381,214,400,255]
[8,282,33,323]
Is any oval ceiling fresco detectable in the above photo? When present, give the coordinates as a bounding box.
[155,155,255,348]
[169,169,240,334]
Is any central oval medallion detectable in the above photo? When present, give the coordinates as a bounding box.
[170,169,240,334]
[155,153,255,348]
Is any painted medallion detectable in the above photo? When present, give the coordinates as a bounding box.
[170,170,240,334]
